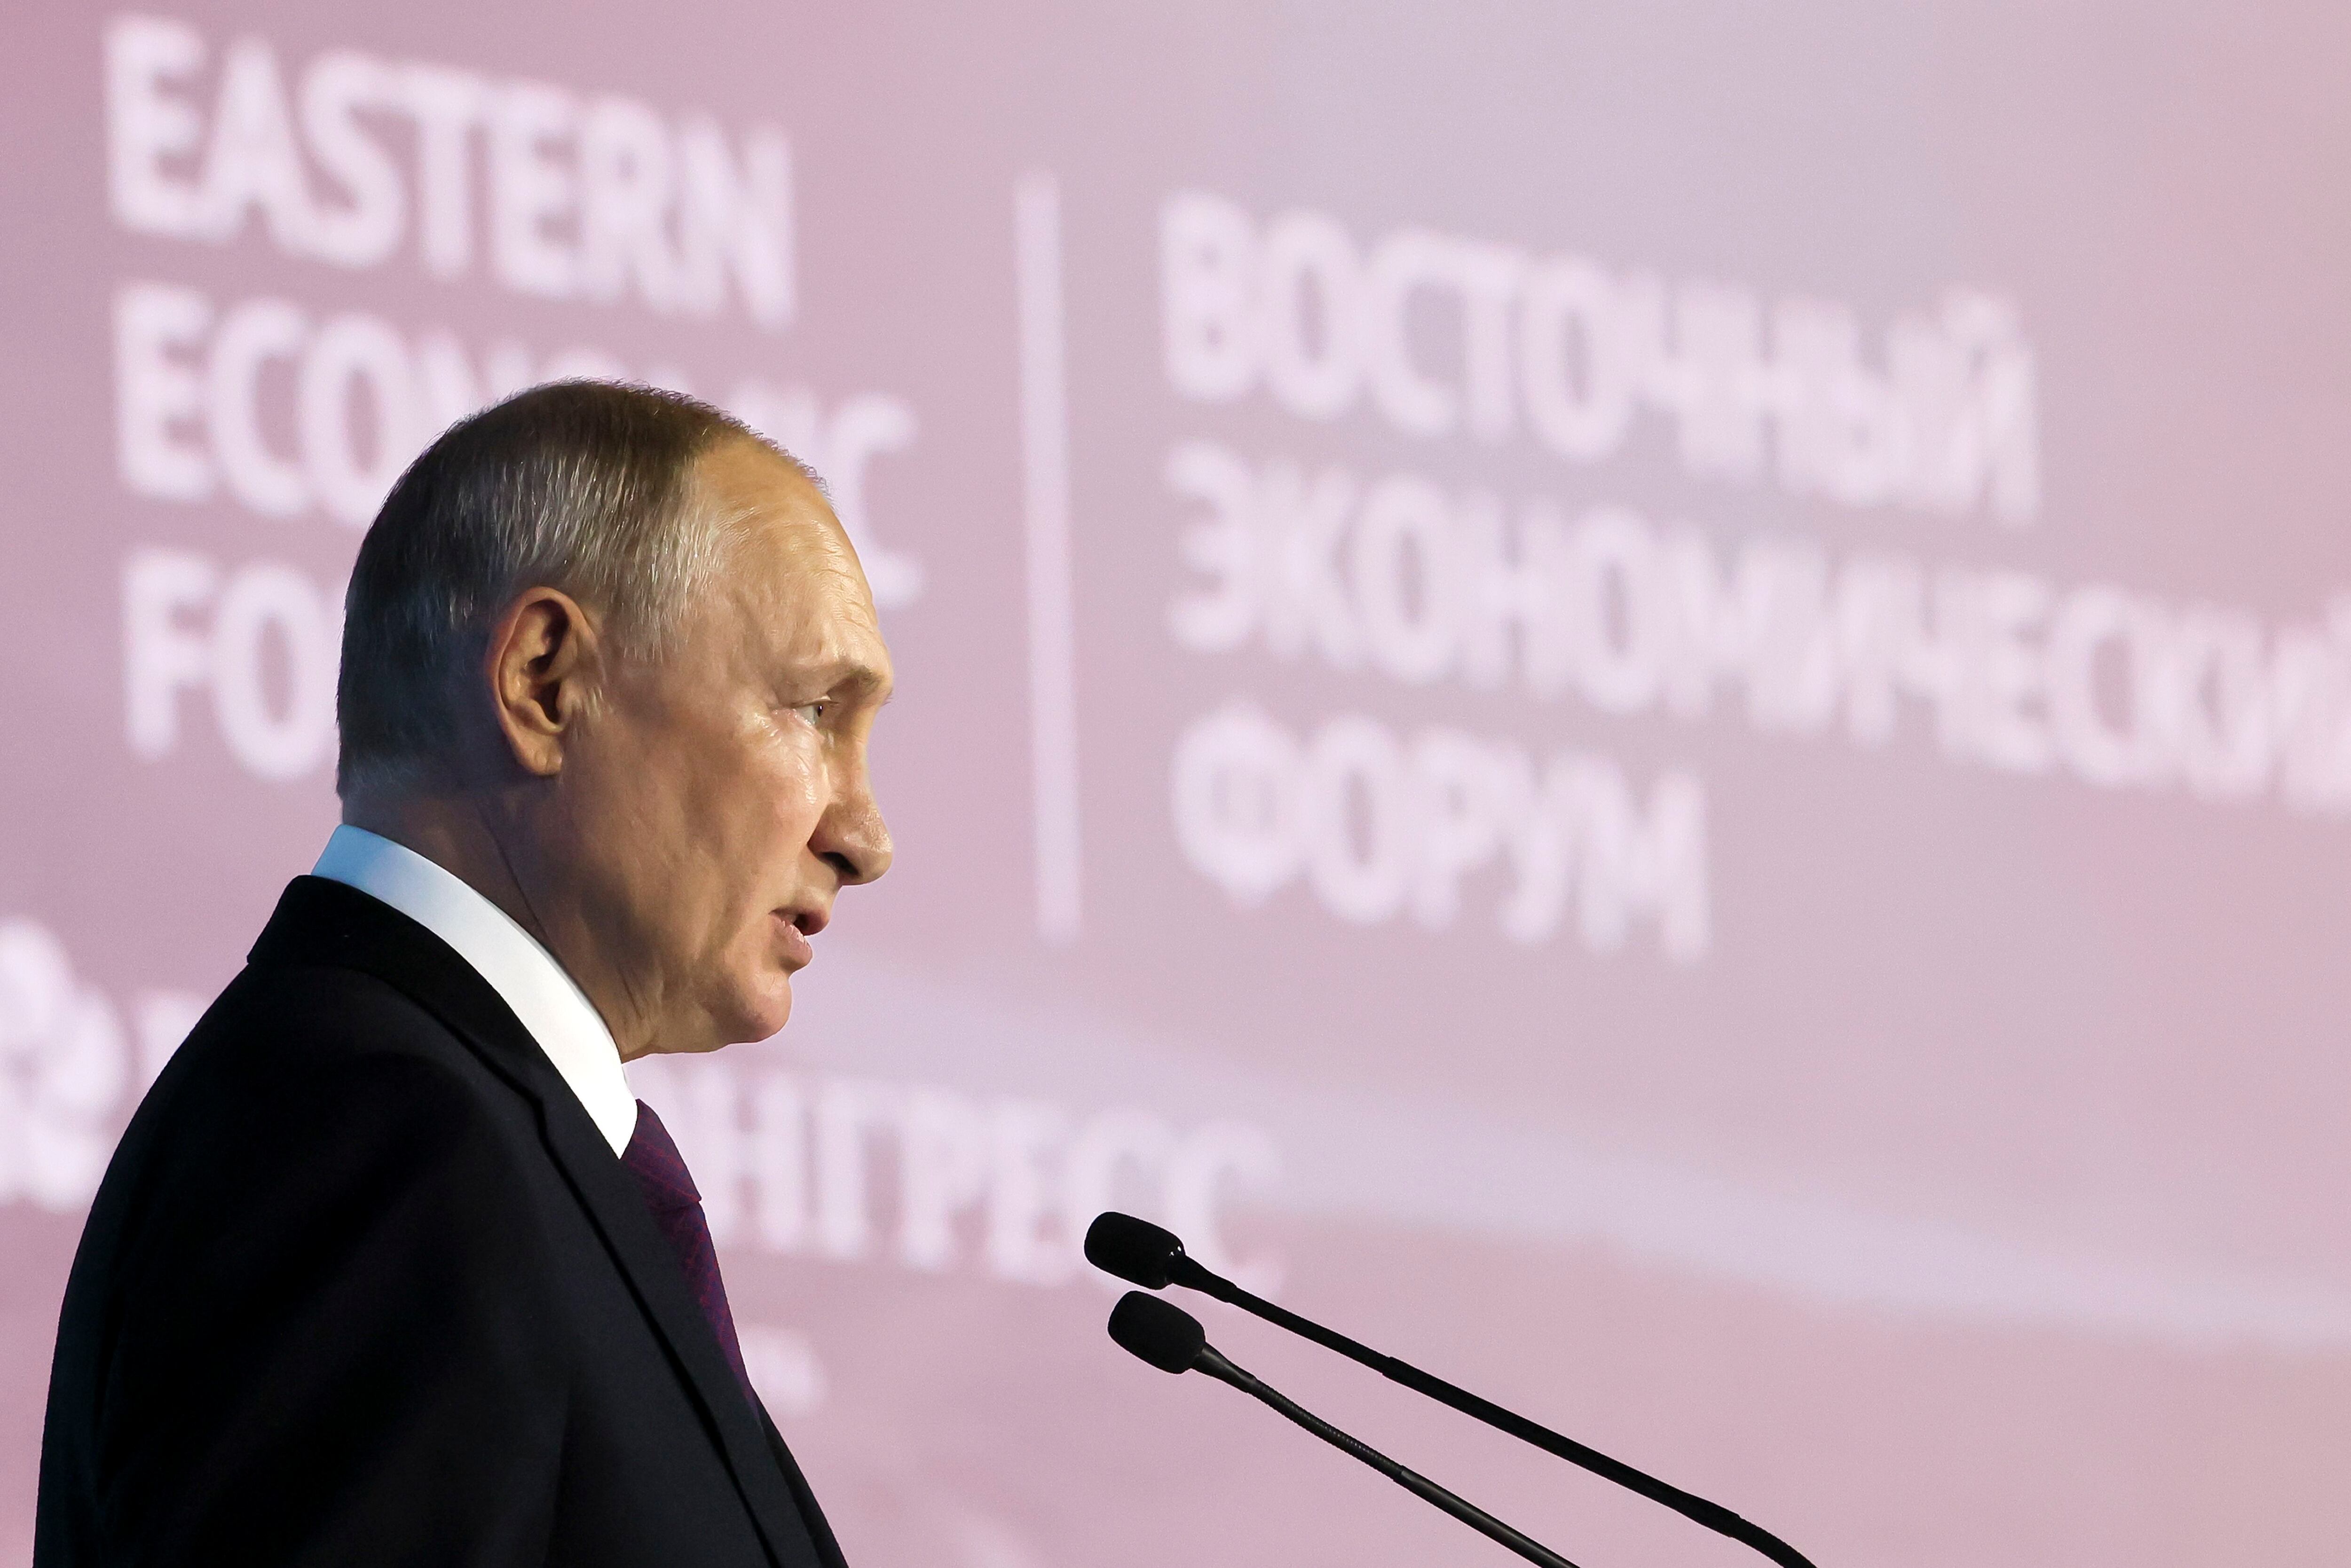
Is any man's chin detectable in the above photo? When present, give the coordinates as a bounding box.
[724,977,795,1045]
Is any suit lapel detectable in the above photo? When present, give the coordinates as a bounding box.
[534,1094,828,1568]
[251,877,826,1568]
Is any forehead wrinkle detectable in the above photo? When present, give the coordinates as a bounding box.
[699,496,876,630]
[745,534,892,700]
[682,439,889,696]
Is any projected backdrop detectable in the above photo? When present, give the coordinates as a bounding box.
[2,5,2347,1565]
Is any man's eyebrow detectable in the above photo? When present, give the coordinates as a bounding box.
[803,661,890,697]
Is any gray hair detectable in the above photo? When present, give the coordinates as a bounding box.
[335,380,817,798]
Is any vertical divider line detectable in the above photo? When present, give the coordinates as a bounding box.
[1015,171,1082,944]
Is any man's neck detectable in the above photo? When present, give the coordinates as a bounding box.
[343,793,544,941]
[339,793,647,1049]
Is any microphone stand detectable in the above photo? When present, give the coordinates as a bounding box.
[1180,1266,1817,1568]
[1190,1340,1584,1568]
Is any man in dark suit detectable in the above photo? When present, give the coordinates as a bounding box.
[36,381,894,1565]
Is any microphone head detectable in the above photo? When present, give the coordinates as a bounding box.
[1085,1211,1187,1289]
[1107,1290,1207,1374]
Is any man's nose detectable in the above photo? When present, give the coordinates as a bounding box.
[814,789,892,886]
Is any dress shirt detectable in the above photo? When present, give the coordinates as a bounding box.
[312,825,638,1155]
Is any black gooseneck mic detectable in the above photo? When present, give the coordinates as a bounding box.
[1087,1212,1816,1568]
[1107,1292,1584,1568]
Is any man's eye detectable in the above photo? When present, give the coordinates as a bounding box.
[793,701,827,725]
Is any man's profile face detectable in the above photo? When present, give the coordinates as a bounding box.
[559,438,894,1054]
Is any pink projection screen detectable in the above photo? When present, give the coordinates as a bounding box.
[2,4,2348,1564]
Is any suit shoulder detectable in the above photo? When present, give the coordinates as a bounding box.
[96,961,550,1250]
[40,967,596,1557]
[145,960,529,1137]
[182,957,496,1076]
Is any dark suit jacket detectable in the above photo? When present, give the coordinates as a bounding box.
[36,876,848,1568]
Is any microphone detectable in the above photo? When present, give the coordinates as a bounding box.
[1086,1213,1815,1568]
[1085,1211,1218,1292]
[1107,1292,1583,1568]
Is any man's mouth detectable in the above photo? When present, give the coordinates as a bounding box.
[775,908,820,970]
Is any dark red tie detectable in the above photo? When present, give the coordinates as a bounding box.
[622,1099,758,1411]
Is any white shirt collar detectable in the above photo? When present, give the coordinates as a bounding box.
[311,825,639,1157]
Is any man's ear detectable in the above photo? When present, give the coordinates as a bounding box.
[485,588,600,778]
